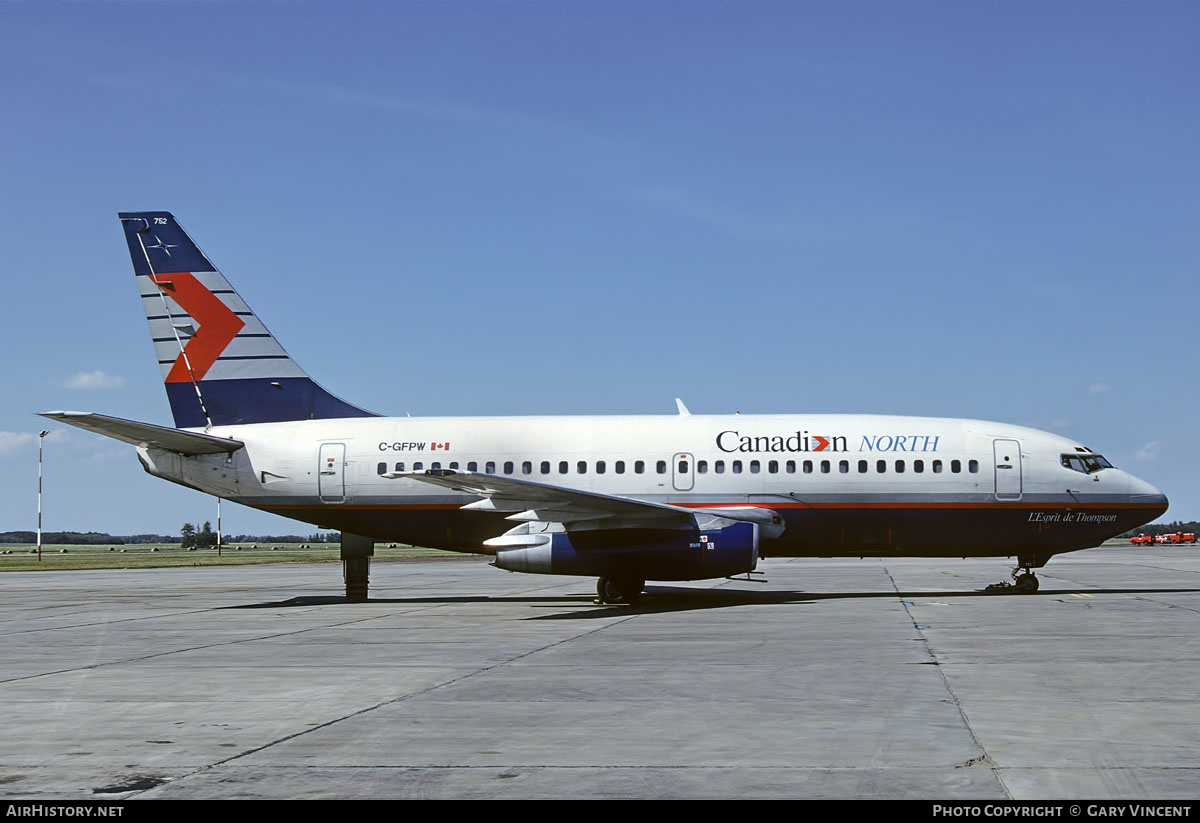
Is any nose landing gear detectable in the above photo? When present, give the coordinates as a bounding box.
[985,554,1043,594]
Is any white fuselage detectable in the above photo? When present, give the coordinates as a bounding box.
[137,412,1166,559]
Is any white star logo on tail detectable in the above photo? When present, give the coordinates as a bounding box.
[146,235,178,257]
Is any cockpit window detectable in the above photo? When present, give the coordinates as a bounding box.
[1061,454,1114,474]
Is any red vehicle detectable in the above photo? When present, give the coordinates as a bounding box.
[1130,533,1155,545]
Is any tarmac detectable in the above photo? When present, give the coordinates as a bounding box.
[1,544,1199,800]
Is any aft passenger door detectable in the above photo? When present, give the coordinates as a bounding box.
[319,443,347,504]
[672,452,694,492]
[993,439,1022,501]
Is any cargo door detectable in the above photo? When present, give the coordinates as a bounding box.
[319,443,346,503]
[993,438,1022,501]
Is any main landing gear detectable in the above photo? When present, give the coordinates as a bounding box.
[985,554,1043,594]
[596,576,645,605]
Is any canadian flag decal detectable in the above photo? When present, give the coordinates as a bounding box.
[430,442,451,451]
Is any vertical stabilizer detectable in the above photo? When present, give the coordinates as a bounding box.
[118,211,377,428]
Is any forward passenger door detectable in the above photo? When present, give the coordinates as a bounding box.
[993,439,1022,501]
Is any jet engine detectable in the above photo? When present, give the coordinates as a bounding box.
[493,521,759,582]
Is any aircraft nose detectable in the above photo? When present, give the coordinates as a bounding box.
[1127,473,1169,518]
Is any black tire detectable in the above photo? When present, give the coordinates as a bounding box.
[621,578,645,604]
[596,577,645,604]
[597,577,622,604]
[1016,574,1040,593]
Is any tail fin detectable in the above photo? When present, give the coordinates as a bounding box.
[118,211,377,428]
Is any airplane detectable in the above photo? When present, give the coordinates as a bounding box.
[41,211,1169,603]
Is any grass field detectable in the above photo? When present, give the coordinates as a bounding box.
[0,542,464,571]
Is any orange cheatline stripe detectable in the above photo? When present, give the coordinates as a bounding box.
[684,501,1163,510]
[267,500,1160,512]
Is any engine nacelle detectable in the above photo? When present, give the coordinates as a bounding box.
[494,522,759,582]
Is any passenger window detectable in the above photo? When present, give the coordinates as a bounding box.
[616,461,625,474]
[521,461,532,475]
[467,461,477,472]
[768,460,778,473]
[877,460,886,473]
[485,461,495,474]
[559,461,568,474]
[932,460,942,473]
[413,462,423,471]
[377,462,387,475]
[503,461,513,474]
[968,459,979,473]
[697,460,708,474]
[635,460,645,474]
[449,461,459,470]
[657,460,667,474]
[597,461,607,474]
[951,460,961,473]
[786,460,796,473]
[677,460,687,474]
[750,460,760,474]
[578,461,587,474]
[914,460,923,473]
[820,460,830,473]
[895,460,904,473]
[732,461,743,474]
[540,461,550,474]
[395,462,405,473]
[839,460,849,474]
[858,460,867,473]
[803,460,813,474]
[715,461,725,474]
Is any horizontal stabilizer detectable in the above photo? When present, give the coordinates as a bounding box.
[39,411,243,455]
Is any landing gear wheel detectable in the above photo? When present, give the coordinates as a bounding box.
[596,577,645,605]
[1014,573,1039,593]
[984,567,1040,594]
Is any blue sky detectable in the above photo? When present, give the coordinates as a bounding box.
[1,1,1196,536]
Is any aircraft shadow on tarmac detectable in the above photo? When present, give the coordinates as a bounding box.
[224,586,1200,618]
[525,585,1200,619]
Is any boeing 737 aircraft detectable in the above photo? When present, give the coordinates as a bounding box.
[42,212,1169,602]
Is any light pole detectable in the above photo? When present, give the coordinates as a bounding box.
[216,496,221,557]
[37,430,48,562]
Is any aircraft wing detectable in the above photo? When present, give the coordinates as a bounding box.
[39,411,244,455]
[396,470,696,529]
[398,470,783,533]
